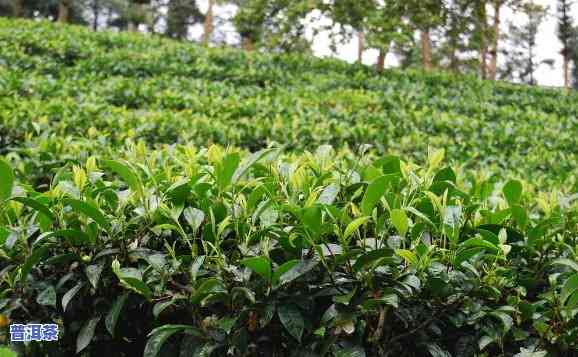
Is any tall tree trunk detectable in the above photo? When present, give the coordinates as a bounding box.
[357,31,364,63]
[488,0,501,80]
[376,49,386,72]
[529,41,535,85]
[479,39,488,79]
[11,0,23,17]
[203,0,214,45]
[449,46,458,72]
[92,0,99,31]
[58,0,72,23]
[420,30,433,71]
[563,56,570,89]
[242,36,254,51]
[128,22,137,32]
[477,1,488,79]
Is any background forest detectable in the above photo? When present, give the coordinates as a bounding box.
[1,0,578,88]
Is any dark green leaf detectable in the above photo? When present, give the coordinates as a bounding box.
[36,286,56,307]
[12,197,55,221]
[106,293,128,337]
[560,274,578,307]
[278,304,304,342]
[278,259,318,286]
[21,245,49,284]
[85,263,105,289]
[102,160,141,193]
[240,256,272,282]
[62,282,84,312]
[77,316,101,353]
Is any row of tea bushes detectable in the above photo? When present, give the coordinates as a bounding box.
[1,18,578,188]
[1,145,577,356]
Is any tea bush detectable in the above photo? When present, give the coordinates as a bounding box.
[0,19,578,357]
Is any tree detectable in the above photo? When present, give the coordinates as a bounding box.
[90,0,99,30]
[365,1,413,71]
[232,0,267,50]
[58,0,73,23]
[10,0,23,17]
[488,0,504,80]
[500,1,551,85]
[403,0,447,71]
[319,0,375,63]
[165,0,203,39]
[439,0,473,72]
[557,0,574,89]
[232,0,314,53]
[203,0,214,45]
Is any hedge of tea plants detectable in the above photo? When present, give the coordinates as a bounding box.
[0,19,578,357]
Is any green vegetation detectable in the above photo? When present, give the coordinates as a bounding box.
[1,19,578,356]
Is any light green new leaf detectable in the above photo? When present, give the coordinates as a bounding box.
[119,277,152,300]
[360,176,388,216]
[344,216,370,240]
[396,249,418,267]
[390,209,408,236]
[112,259,152,300]
[85,263,105,289]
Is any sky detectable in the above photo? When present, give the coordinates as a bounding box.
[194,0,577,87]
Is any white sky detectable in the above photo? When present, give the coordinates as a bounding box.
[195,0,576,87]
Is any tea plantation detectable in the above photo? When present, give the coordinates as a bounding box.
[0,18,578,356]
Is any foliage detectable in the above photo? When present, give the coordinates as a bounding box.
[0,19,578,356]
[500,2,553,85]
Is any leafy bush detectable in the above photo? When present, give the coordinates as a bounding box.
[1,19,578,187]
[1,146,578,356]
[0,19,577,357]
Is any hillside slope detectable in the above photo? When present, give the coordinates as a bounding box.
[1,18,577,187]
[2,19,578,357]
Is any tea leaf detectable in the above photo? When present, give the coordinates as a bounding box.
[77,316,101,353]
[0,159,14,201]
[361,176,388,216]
[503,180,523,206]
[278,304,304,342]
